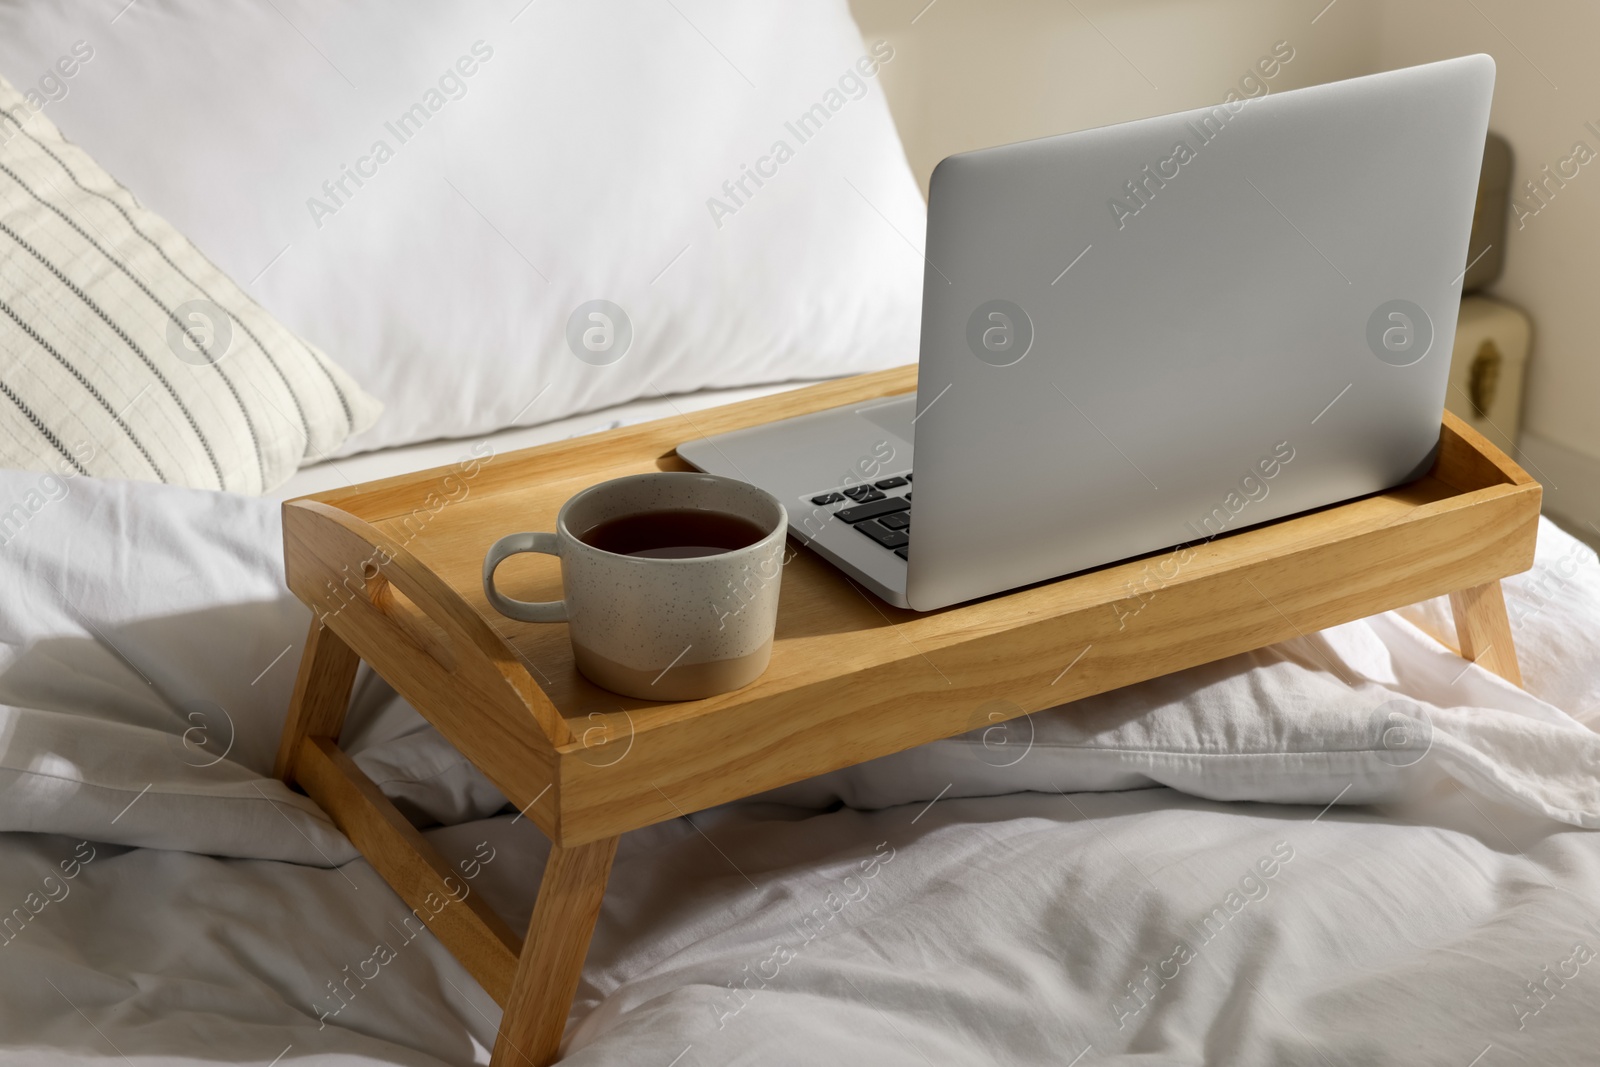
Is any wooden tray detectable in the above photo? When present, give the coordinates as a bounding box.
[273,364,1539,1065]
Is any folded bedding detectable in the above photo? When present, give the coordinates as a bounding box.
[760,607,1600,827]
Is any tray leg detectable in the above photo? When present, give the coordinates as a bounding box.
[293,736,523,1002]
[1448,580,1523,687]
[491,836,619,1067]
[275,619,361,786]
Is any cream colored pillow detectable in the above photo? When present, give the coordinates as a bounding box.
[0,74,379,493]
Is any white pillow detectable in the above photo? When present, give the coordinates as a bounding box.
[0,1,926,454]
[0,72,380,492]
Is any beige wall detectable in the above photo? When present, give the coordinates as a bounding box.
[1371,1,1600,529]
[850,0,1600,525]
[849,0,1379,195]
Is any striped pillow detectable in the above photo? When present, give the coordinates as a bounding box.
[0,74,379,493]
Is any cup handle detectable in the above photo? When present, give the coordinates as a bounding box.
[483,532,568,623]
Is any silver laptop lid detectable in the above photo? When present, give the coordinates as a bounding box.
[906,55,1494,610]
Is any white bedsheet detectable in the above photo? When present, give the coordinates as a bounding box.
[271,381,809,499]
[3,389,1600,1064]
[3,788,1597,1065]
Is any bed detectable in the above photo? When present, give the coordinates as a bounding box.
[1,2,1599,1065]
[3,392,1599,1065]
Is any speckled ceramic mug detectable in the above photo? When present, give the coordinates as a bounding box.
[482,472,787,701]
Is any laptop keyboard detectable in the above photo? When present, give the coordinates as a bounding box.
[809,474,912,560]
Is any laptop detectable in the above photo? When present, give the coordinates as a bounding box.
[678,55,1495,611]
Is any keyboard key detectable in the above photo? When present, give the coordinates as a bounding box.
[873,476,908,490]
[905,473,912,482]
[855,520,909,549]
[879,512,910,530]
[811,492,844,505]
[895,546,909,560]
[842,485,884,503]
[835,496,910,524]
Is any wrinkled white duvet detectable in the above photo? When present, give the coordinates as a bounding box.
[1,461,1599,1065]
[4,788,1599,1066]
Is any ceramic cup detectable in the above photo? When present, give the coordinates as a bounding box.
[482,472,787,701]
